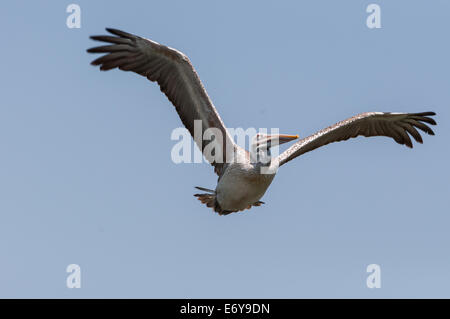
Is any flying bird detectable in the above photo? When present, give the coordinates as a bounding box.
[87,28,437,215]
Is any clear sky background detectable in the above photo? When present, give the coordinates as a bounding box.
[0,0,449,298]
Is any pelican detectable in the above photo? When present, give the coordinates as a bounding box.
[87,28,437,215]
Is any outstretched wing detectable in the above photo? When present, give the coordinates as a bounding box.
[277,112,436,166]
[87,28,238,176]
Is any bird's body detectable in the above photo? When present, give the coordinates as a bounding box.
[88,28,437,215]
[215,162,276,212]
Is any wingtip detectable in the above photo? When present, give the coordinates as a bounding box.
[421,111,437,125]
[416,111,436,116]
[105,27,134,38]
[89,35,107,42]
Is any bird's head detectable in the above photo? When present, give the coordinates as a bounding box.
[251,133,299,164]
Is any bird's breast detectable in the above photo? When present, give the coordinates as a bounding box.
[215,163,275,211]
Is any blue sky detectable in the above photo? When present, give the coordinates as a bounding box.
[0,0,449,298]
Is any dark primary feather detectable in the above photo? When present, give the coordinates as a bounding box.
[87,28,238,176]
[277,112,436,166]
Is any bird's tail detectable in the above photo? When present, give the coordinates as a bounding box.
[194,186,216,210]
[193,186,264,215]
[194,186,215,194]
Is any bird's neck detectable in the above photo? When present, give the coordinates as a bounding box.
[250,146,272,166]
